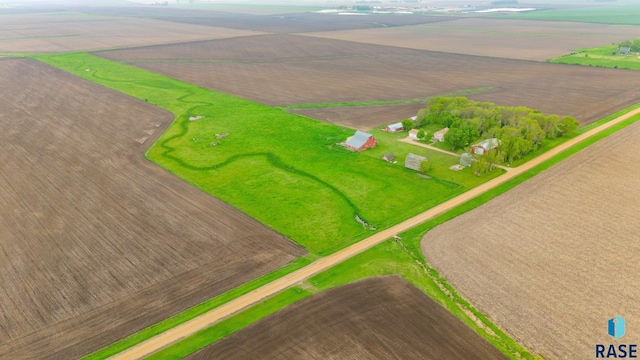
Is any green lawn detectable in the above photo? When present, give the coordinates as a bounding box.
[364,129,505,188]
[548,42,640,70]
[34,52,496,255]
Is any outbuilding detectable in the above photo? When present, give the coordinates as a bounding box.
[383,153,396,162]
[345,130,377,151]
[471,138,501,155]
[405,153,427,171]
[431,127,449,142]
[408,129,420,140]
[460,152,472,167]
[385,122,404,133]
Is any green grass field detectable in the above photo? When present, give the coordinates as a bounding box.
[143,103,640,360]
[34,53,498,256]
[548,42,640,70]
[496,4,640,25]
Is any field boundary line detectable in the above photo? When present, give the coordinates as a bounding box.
[106,105,640,360]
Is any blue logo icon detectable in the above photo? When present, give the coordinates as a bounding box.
[609,316,626,340]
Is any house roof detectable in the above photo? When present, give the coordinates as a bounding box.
[346,130,373,149]
[384,153,395,158]
[434,127,449,136]
[474,138,501,150]
[387,122,403,130]
[406,153,427,162]
[409,129,419,134]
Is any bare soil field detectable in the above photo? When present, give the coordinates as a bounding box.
[0,11,264,53]
[290,103,426,130]
[421,119,640,359]
[99,34,640,126]
[0,58,305,359]
[80,6,456,33]
[303,18,640,61]
[0,7,62,15]
[187,276,507,359]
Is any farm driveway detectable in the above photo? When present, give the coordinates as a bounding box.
[398,137,460,157]
[108,105,640,359]
[398,137,513,171]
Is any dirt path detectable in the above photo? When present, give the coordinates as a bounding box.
[398,137,460,157]
[109,106,640,360]
[398,137,512,171]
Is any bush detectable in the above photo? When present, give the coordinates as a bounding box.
[419,160,430,174]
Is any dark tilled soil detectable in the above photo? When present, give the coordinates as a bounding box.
[0,58,305,359]
[304,18,640,61]
[186,276,507,360]
[79,6,456,34]
[421,120,640,359]
[0,12,261,53]
[98,34,640,126]
[290,103,427,130]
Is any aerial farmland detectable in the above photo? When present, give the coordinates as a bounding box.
[98,33,640,126]
[2,0,640,359]
[0,57,304,359]
[421,118,640,359]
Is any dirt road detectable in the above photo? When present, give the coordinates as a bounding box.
[398,137,460,157]
[109,106,640,360]
[398,137,513,171]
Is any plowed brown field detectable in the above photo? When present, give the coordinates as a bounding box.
[421,119,640,359]
[0,58,305,359]
[98,34,640,127]
[0,11,264,53]
[303,18,640,61]
[290,103,426,130]
[187,276,507,360]
[81,6,456,33]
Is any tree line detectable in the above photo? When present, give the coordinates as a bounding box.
[619,38,640,52]
[409,96,579,165]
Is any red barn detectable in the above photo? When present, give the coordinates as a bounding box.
[345,131,377,151]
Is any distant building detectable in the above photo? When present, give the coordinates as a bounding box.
[383,153,396,162]
[408,129,420,139]
[432,127,449,142]
[460,152,472,167]
[619,46,631,55]
[405,153,427,171]
[471,138,501,155]
[345,130,377,151]
[385,122,404,133]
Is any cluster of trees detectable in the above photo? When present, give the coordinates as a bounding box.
[619,38,640,52]
[415,96,579,163]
